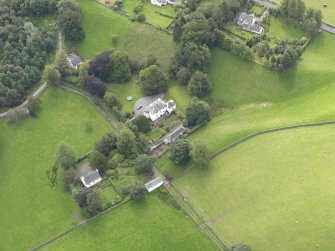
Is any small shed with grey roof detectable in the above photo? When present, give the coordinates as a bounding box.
[80,169,102,188]
[145,177,163,192]
[163,125,186,144]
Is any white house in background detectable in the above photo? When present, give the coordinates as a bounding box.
[80,169,102,188]
[236,12,264,35]
[151,0,182,6]
[143,98,176,121]
[145,177,163,192]
[163,125,186,144]
[67,53,83,70]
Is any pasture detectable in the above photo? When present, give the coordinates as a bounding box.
[124,0,176,28]
[174,124,335,251]
[0,88,112,250]
[43,191,217,251]
[272,0,335,26]
[75,0,176,72]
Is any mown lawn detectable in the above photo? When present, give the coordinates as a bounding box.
[272,0,335,26]
[43,191,217,251]
[76,0,176,72]
[124,0,176,28]
[268,17,306,41]
[75,0,131,59]
[122,22,177,72]
[0,88,113,250]
[175,125,335,251]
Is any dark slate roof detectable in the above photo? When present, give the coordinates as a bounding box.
[68,54,82,67]
[166,126,185,142]
[167,100,175,108]
[83,170,101,185]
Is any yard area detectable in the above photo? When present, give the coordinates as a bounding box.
[0,88,113,250]
[124,0,176,28]
[42,191,217,250]
[267,17,306,41]
[75,0,176,72]
[174,125,335,250]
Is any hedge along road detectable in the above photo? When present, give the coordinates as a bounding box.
[253,0,335,35]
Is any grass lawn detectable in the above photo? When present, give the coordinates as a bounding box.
[122,22,177,72]
[272,0,335,26]
[75,0,131,59]
[76,0,176,72]
[249,5,265,16]
[124,0,176,28]
[43,191,217,250]
[267,17,306,41]
[174,125,335,251]
[0,88,113,250]
[98,186,120,208]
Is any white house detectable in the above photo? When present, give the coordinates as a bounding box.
[143,98,176,121]
[80,169,102,188]
[67,53,83,70]
[151,0,182,6]
[145,177,163,192]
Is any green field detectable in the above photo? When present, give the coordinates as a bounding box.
[43,191,217,250]
[124,0,176,28]
[175,125,335,250]
[272,0,335,26]
[75,0,176,72]
[268,17,306,41]
[0,88,112,250]
[75,0,131,58]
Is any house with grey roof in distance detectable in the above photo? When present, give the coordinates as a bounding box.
[80,169,102,188]
[151,0,182,6]
[143,98,176,121]
[164,125,186,144]
[67,53,83,70]
[236,12,264,35]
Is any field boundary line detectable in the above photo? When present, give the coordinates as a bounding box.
[56,83,121,128]
[30,199,130,251]
[173,120,335,181]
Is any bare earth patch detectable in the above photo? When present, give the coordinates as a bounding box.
[240,102,273,110]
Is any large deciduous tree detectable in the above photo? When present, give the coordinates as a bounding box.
[86,75,106,97]
[187,71,212,97]
[57,0,84,42]
[190,141,211,169]
[89,150,107,171]
[43,64,61,85]
[139,65,168,95]
[109,51,131,83]
[169,139,191,165]
[55,142,76,169]
[186,98,210,127]
[135,154,153,175]
[89,51,112,82]
[95,132,117,156]
[116,128,136,157]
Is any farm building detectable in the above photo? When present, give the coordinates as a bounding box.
[80,169,102,188]
[164,125,186,144]
[145,177,163,192]
[236,12,264,35]
[143,98,176,121]
[67,53,83,70]
[151,0,182,6]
